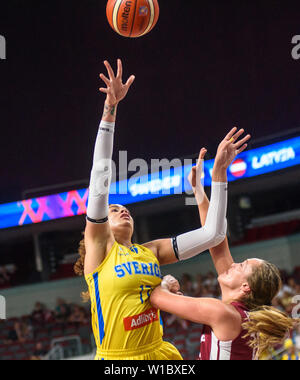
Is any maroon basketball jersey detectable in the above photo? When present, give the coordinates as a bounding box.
[199,302,255,360]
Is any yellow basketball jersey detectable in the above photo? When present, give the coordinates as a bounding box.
[85,241,164,355]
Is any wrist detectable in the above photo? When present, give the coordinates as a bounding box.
[195,190,205,206]
[105,99,119,107]
[212,166,227,182]
[213,159,227,170]
[102,102,118,121]
[192,185,201,197]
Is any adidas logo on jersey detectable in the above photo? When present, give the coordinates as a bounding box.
[123,308,158,331]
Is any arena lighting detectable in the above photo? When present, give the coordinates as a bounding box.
[0,136,300,230]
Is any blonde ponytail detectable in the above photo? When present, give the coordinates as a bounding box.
[242,306,297,358]
[241,260,299,358]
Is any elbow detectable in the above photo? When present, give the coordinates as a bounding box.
[175,219,227,261]
[200,228,226,251]
[205,220,227,248]
[212,232,226,247]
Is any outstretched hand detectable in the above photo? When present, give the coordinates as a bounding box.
[187,148,207,204]
[99,59,135,106]
[188,148,207,188]
[214,127,251,170]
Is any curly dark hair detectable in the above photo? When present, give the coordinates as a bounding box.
[74,235,90,302]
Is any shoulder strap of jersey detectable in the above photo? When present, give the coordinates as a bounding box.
[230,302,249,321]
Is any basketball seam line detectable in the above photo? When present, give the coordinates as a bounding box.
[140,0,155,37]
[114,0,123,35]
[144,0,152,35]
[129,0,138,37]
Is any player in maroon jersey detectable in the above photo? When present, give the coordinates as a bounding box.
[150,135,298,360]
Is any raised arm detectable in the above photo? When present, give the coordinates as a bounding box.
[188,149,233,275]
[84,60,135,275]
[145,128,249,266]
[188,129,250,275]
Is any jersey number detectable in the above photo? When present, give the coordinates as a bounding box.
[139,285,153,304]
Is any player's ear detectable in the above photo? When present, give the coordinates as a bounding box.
[241,282,251,296]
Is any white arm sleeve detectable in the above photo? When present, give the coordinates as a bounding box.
[173,182,228,261]
[86,120,115,223]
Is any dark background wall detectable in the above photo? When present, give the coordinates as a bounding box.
[0,0,299,203]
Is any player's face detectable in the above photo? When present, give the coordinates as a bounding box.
[108,204,134,232]
[218,258,263,290]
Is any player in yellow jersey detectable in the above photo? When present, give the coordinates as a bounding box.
[74,59,247,360]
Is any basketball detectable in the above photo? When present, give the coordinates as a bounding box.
[106,0,159,38]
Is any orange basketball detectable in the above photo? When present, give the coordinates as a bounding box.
[106,0,159,38]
